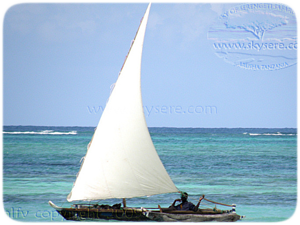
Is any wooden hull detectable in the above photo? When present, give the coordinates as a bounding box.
[49,201,241,222]
[147,211,241,222]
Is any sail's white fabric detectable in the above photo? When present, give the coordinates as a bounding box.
[67,3,178,202]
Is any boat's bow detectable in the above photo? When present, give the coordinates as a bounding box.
[48,201,62,211]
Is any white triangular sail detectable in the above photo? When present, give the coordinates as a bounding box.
[67,3,178,202]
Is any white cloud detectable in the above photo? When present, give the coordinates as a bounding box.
[5,4,99,43]
[148,4,220,49]
[4,4,46,34]
[8,3,46,15]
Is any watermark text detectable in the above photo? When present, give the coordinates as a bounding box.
[87,105,218,117]
[5,207,65,221]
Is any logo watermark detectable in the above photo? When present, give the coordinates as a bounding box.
[87,105,217,117]
[207,3,297,71]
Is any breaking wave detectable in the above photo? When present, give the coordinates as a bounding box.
[244,132,296,136]
[3,130,77,135]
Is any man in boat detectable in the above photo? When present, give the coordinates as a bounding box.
[170,192,204,212]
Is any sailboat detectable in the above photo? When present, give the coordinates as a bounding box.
[49,3,241,222]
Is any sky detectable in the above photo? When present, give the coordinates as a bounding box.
[2,2,298,128]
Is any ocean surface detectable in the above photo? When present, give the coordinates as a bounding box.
[2,126,297,222]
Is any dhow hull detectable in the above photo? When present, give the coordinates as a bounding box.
[147,211,241,222]
[49,201,241,222]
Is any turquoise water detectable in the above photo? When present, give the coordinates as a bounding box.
[3,126,297,222]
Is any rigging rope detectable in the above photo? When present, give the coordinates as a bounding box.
[189,195,233,207]
[203,197,233,207]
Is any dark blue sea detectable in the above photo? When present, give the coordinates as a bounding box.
[2,126,297,222]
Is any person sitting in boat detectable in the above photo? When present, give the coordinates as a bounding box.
[170,192,204,212]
